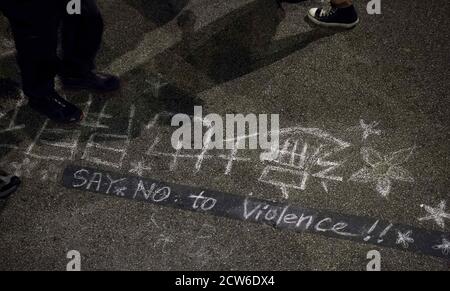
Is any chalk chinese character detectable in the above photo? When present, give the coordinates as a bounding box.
[0,96,25,151]
[82,101,136,169]
[259,128,350,199]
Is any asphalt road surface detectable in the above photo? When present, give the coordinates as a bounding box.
[0,0,449,271]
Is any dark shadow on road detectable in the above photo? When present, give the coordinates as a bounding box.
[0,0,342,150]
[124,0,190,27]
[116,0,341,123]
[154,0,337,96]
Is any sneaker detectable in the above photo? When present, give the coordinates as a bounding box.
[61,72,121,92]
[0,170,20,199]
[28,91,84,124]
[307,2,359,29]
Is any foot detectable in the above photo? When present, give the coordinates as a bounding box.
[28,91,84,124]
[307,2,359,29]
[61,72,121,92]
[0,170,20,199]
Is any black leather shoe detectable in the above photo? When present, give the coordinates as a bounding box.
[61,72,121,92]
[0,170,21,199]
[28,91,84,124]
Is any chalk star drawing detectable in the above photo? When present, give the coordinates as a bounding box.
[432,238,450,256]
[10,158,39,178]
[418,200,450,229]
[395,230,414,249]
[129,158,151,177]
[349,147,414,197]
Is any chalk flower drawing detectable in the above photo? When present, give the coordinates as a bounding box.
[349,147,414,197]
[432,238,450,256]
[113,186,127,197]
[418,200,450,229]
[10,158,38,178]
[395,230,414,249]
[40,167,61,182]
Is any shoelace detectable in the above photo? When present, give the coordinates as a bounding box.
[319,0,337,17]
[0,174,12,186]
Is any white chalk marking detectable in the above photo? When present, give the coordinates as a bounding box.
[0,95,25,134]
[347,119,382,141]
[395,230,414,249]
[154,234,175,254]
[377,223,393,243]
[26,119,81,161]
[80,96,112,129]
[350,147,415,198]
[363,220,379,241]
[129,158,152,177]
[418,200,450,229]
[82,105,135,168]
[432,238,450,256]
[321,181,329,193]
[169,140,183,171]
[144,74,169,98]
[10,158,38,178]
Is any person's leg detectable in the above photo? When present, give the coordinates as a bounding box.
[1,0,83,123]
[307,0,359,29]
[332,0,353,8]
[61,0,103,77]
[60,0,120,92]
[2,1,60,98]
[0,169,20,199]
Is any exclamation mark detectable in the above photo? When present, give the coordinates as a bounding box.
[377,223,393,243]
[363,220,379,242]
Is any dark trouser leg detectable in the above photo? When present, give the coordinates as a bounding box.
[61,0,104,77]
[2,1,60,97]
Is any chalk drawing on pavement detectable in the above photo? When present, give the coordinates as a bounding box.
[62,165,450,260]
[395,230,415,249]
[349,147,415,198]
[346,119,382,141]
[432,238,450,256]
[419,200,450,229]
[258,127,351,199]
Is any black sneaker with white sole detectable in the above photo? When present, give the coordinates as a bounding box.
[307,3,359,29]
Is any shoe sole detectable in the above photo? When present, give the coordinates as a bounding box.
[0,184,19,199]
[0,178,20,199]
[29,103,84,124]
[62,82,121,93]
[307,13,359,29]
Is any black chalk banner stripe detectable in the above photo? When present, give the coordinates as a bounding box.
[62,165,449,260]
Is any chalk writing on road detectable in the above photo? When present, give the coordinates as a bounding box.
[1,93,418,200]
[62,165,449,260]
